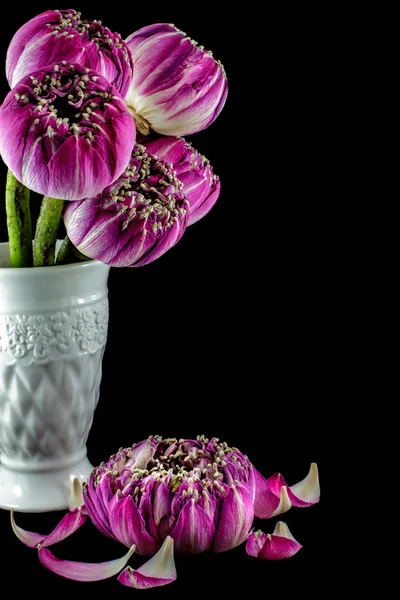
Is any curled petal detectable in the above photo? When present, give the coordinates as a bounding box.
[246,522,302,561]
[254,463,320,519]
[289,463,320,506]
[11,508,86,548]
[118,536,176,589]
[214,483,254,553]
[38,544,136,582]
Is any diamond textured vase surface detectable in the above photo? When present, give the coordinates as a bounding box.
[0,243,110,512]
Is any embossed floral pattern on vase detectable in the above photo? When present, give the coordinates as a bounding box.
[0,301,108,364]
[72,302,108,353]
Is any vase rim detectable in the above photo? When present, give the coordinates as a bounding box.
[0,241,109,274]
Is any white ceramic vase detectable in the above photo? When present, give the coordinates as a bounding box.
[0,243,110,512]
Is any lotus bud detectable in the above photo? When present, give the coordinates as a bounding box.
[63,144,189,266]
[0,63,135,201]
[143,136,220,225]
[125,24,227,136]
[6,9,133,96]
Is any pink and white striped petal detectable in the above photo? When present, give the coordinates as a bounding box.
[38,544,136,582]
[11,508,86,549]
[246,522,302,561]
[214,483,254,553]
[254,463,320,519]
[118,536,176,589]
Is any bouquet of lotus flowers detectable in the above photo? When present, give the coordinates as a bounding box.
[0,9,321,591]
[11,436,320,588]
[1,10,227,268]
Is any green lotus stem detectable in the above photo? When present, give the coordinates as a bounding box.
[56,236,76,265]
[5,169,33,268]
[33,196,64,267]
[56,236,90,265]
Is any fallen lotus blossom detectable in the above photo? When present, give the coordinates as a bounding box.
[0,63,135,200]
[11,436,319,585]
[143,136,220,225]
[246,522,302,560]
[6,9,133,96]
[118,536,176,589]
[125,24,227,136]
[81,436,319,555]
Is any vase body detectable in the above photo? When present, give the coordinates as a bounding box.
[0,243,110,512]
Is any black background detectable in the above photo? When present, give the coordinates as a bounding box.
[0,2,328,595]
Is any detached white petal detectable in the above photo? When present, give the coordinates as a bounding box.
[118,536,176,589]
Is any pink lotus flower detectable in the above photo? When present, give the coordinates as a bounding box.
[125,24,228,136]
[143,136,220,225]
[63,144,189,266]
[12,436,319,587]
[0,63,135,201]
[6,9,133,97]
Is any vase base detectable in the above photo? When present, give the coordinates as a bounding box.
[0,457,93,513]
